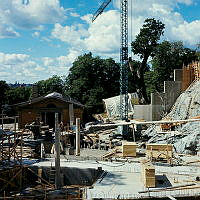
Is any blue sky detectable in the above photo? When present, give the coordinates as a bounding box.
[0,0,199,83]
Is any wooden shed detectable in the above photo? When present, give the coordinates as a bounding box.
[14,92,84,129]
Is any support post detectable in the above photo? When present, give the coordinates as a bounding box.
[76,118,80,156]
[14,116,16,132]
[38,168,42,183]
[133,124,136,142]
[55,113,61,189]
[69,104,74,129]
[1,110,3,130]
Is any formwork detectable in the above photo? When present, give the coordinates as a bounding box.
[182,61,200,91]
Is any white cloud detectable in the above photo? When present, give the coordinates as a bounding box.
[51,10,120,57]
[42,57,54,66]
[85,10,120,54]
[70,12,80,17]
[52,23,88,48]
[0,52,49,83]
[0,52,29,64]
[0,24,20,38]
[172,20,200,45]
[32,31,40,37]
[0,0,65,38]
[0,49,83,83]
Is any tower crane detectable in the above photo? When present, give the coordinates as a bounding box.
[92,0,129,122]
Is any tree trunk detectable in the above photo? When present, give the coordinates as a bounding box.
[137,55,150,104]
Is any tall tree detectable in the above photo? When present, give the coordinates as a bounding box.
[131,18,165,103]
[66,53,120,120]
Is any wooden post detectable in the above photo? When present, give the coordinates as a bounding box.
[1,111,3,130]
[133,124,136,142]
[41,143,44,159]
[55,113,61,189]
[8,135,11,163]
[14,116,16,132]
[14,132,17,164]
[69,104,74,129]
[76,118,80,156]
[1,135,4,161]
[38,168,42,183]
[20,131,23,191]
[20,131,23,165]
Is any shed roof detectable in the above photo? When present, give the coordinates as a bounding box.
[12,92,84,108]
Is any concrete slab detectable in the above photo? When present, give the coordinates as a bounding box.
[32,157,200,199]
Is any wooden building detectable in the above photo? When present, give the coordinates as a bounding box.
[14,92,84,129]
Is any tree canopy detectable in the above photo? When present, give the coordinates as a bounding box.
[150,41,199,92]
[5,86,31,105]
[66,52,120,120]
[35,75,65,97]
[131,18,165,103]
[0,81,9,111]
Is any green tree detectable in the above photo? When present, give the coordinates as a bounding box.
[151,41,198,91]
[197,43,200,60]
[66,52,120,120]
[0,81,9,111]
[36,75,65,96]
[5,86,31,105]
[131,18,165,103]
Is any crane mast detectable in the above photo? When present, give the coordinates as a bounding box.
[120,0,128,121]
[92,0,129,121]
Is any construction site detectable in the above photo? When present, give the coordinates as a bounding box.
[1,0,200,200]
[0,61,200,200]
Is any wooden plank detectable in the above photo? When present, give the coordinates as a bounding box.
[167,195,177,200]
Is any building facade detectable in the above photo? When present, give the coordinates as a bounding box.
[14,92,84,129]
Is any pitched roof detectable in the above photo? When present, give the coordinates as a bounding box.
[12,92,84,108]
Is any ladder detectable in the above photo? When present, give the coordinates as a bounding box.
[49,163,56,185]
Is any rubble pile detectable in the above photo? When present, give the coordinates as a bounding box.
[143,80,200,154]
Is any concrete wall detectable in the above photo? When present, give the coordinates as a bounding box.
[134,69,183,121]
[133,105,152,121]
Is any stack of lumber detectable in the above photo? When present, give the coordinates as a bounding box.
[141,160,156,188]
[122,141,137,157]
[146,144,173,162]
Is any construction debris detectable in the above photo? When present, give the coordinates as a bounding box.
[143,80,200,154]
